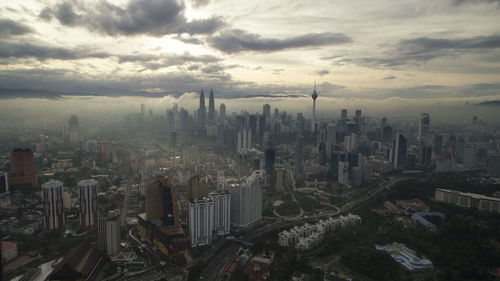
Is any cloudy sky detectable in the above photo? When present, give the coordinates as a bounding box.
[1,0,500,100]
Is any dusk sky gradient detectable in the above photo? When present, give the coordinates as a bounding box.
[1,0,500,100]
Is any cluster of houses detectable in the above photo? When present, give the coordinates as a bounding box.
[278,214,361,250]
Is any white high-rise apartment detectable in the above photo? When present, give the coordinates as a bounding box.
[229,172,262,229]
[209,191,231,236]
[98,210,121,256]
[42,180,65,230]
[189,198,214,247]
[78,179,98,228]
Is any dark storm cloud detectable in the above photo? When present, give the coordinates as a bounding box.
[356,35,500,68]
[207,29,352,54]
[173,35,204,45]
[0,19,33,37]
[0,41,110,60]
[39,0,224,36]
[314,69,330,76]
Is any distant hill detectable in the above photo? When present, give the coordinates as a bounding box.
[0,88,176,99]
[474,100,500,106]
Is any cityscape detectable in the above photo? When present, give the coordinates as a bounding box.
[1,1,500,281]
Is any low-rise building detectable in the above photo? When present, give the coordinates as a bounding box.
[435,188,500,214]
[376,242,433,272]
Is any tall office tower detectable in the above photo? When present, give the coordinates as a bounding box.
[434,135,443,156]
[145,177,180,228]
[392,133,408,170]
[264,141,276,178]
[263,104,271,124]
[42,180,65,231]
[98,210,121,256]
[463,144,476,169]
[78,179,98,228]
[248,115,258,144]
[208,89,216,124]
[219,103,226,120]
[338,157,350,186]
[273,108,279,123]
[68,115,80,145]
[198,89,206,128]
[166,110,175,132]
[418,113,430,141]
[341,109,348,120]
[187,175,208,200]
[237,129,252,151]
[295,135,304,175]
[326,123,337,157]
[229,174,262,229]
[0,172,8,197]
[9,148,38,188]
[257,115,266,145]
[140,104,146,121]
[311,83,318,132]
[318,123,328,165]
[355,109,362,119]
[382,126,393,144]
[189,198,214,247]
[418,144,433,167]
[344,133,358,151]
[381,117,387,128]
[209,191,231,236]
[273,164,286,191]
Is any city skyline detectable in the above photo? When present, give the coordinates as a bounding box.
[0,0,499,101]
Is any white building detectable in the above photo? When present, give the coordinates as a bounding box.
[209,191,231,236]
[189,198,214,247]
[42,180,65,230]
[279,214,361,249]
[98,210,121,256]
[229,173,262,229]
[78,179,99,228]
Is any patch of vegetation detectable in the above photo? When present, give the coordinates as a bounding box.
[275,201,301,216]
[295,193,323,211]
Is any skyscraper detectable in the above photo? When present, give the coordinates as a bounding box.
[42,180,65,231]
[189,198,214,247]
[219,103,226,120]
[209,191,231,236]
[0,172,8,197]
[295,135,304,175]
[68,115,80,145]
[208,88,215,124]
[187,175,208,200]
[198,89,206,128]
[229,173,262,229]
[418,113,430,141]
[145,177,179,229]
[78,179,98,228]
[263,104,271,124]
[326,123,337,157]
[341,109,348,120]
[9,148,38,188]
[98,210,121,256]
[311,82,318,132]
[392,133,408,170]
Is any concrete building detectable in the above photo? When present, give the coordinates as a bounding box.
[209,191,231,236]
[229,173,262,229]
[0,171,8,197]
[9,148,38,188]
[376,243,433,272]
[488,156,500,177]
[78,179,99,228]
[295,135,304,175]
[463,144,476,169]
[42,180,65,231]
[392,133,407,170]
[279,214,361,249]
[435,188,500,214]
[187,175,208,200]
[417,113,430,141]
[98,210,121,256]
[189,198,214,247]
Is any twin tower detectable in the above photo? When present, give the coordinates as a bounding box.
[198,88,216,127]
